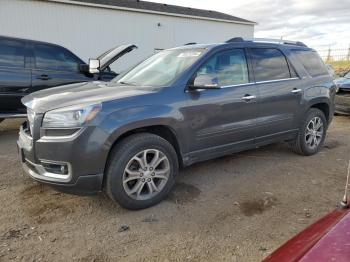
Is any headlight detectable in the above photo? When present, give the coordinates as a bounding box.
[42,103,102,128]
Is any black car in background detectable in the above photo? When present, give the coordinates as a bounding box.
[0,36,136,122]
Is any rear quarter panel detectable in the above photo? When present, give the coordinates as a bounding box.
[285,48,336,124]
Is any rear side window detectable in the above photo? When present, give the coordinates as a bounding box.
[196,49,249,86]
[250,48,291,82]
[34,44,80,72]
[0,39,25,68]
[293,50,328,77]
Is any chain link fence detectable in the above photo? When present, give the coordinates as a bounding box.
[315,47,350,76]
[318,47,350,62]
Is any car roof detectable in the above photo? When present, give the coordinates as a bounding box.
[0,35,85,64]
[171,40,313,52]
[0,35,67,49]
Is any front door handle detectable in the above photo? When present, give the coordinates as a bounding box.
[291,88,302,93]
[242,95,256,101]
[37,74,51,80]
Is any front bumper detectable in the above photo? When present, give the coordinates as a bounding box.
[17,121,108,195]
[335,91,350,115]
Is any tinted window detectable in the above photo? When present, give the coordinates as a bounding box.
[289,64,298,78]
[34,44,79,71]
[293,50,328,77]
[196,49,249,86]
[251,48,291,82]
[0,39,25,68]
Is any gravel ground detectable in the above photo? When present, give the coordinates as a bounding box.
[0,116,349,262]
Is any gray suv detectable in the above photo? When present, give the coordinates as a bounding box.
[17,38,336,209]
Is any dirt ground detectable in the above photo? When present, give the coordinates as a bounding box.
[0,116,350,262]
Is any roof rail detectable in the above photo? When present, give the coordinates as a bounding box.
[185,42,197,45]
[226,37,244,43]
[225,37,307,47]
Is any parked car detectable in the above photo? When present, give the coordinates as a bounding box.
[335,70,350,115]
[17,38,336,209]
[264,163,350,262]
[0,35,136,122]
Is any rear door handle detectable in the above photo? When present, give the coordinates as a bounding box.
[242,95,256,101]
[37,75,51,80]
[291,88,302,93]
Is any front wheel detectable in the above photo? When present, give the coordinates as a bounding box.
[105,133,178,210]
[289,108,327,156]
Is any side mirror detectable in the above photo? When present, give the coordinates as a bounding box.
[89,59,100,74]
[189,75,220,90]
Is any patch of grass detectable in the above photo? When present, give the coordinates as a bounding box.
[325,60,350,76]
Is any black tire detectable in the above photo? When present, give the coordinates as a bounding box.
[0,118,3,123]
[105,133,178,210]
[289,108,327,156]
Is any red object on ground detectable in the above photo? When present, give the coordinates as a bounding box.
[263,208,350,262]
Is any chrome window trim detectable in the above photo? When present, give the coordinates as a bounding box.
[220,82,254,89]
[186,77,300,92]
[255,77,299,84]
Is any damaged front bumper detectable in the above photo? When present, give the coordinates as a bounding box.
[335,89,350,115]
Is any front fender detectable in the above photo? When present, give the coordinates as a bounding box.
[100,104,185,154]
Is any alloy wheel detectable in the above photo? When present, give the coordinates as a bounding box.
[305,116,324,150]
[122,149,170,200]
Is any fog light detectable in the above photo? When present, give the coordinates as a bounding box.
[60,165,66,174]
[41,161,69,175]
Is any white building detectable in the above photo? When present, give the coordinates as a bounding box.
[0,0,255,71]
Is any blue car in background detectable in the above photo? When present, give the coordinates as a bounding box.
[335,71,350,115]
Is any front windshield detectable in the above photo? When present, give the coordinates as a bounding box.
[117,48,205,87]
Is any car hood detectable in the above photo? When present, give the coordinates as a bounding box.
[22,81,155,113]
[264,208,350,262]
[97,44,137,72]
[335,77,350,88]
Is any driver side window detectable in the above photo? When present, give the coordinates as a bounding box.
[196,49,249,87]
[34,44,80,72]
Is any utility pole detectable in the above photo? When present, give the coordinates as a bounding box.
[327,45,331,62]
[347,43,350,61]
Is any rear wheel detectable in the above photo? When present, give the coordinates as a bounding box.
[289,108,327,155]
[105,133,178,210]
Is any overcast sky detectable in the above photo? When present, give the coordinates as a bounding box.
[145,0,350,53]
